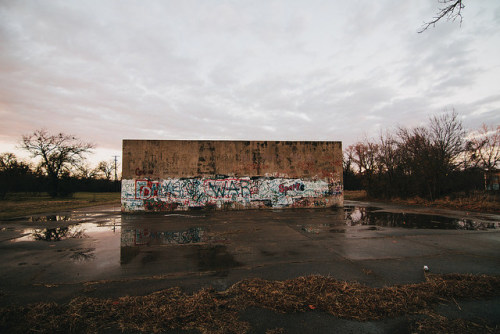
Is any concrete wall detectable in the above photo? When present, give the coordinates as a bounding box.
[121,140,342,212]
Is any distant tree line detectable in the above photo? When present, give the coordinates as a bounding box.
[0,129,120,198]
[343,112,499,200]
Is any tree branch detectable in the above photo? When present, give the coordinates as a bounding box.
[418,0,464,33]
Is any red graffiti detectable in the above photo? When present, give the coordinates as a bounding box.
[135,180,160,199]
[279,182,305,194]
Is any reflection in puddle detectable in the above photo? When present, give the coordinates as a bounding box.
[344,206,499,230]
[188,245,242,277]
[29,215,71,222]
[5,206,498,279]
[118,226,241,275]
[120,227,208,265]
[301,224,333,234]
[8,222,120,265]
[69,248,96,262]
[121,227,206,246]
[329,228,346,233]
[14,226,88,242]
[12,222,120,242]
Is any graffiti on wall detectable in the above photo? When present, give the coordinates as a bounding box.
[122,176,342,211]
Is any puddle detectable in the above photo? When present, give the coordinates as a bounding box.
[69,248,96,262]
[3,206,498,282]
[329,228,346,233]
[121,227,206,246]
[297,206,499,234]
[344,206,499,230]
[187,245,242,277]
[301,224,333,234]
[164,214,206,218]
[12,222,120,242]
[29,215,71,222]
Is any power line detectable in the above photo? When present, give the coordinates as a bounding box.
[112,155,119,181]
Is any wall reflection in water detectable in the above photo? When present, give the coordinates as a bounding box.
[120,227,207,265]
[121,227,206,246]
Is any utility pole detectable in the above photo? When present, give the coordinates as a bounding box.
[112,155,119,181]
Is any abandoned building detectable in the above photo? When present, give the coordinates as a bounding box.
[121,140,343,212]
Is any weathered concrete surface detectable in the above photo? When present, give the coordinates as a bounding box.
[121,140,343,211]
[0,202,499,332]
[123,140,342,179]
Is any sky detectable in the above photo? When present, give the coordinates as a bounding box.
[1,0,499,168]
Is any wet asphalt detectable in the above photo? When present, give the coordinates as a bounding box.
[0,201,499,333]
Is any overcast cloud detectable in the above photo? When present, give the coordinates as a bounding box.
[1,0,499,164]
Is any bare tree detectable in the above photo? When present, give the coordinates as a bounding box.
[0,153,32,198]
[96,160,114,180]
[396,126,435,197]
[428,111,466,197]
[343,111,483,199]
[467,124,500,172]
[377,132,400,174]
[0,153,31,174]
[76,164,98,179]
[345,140,381,196]
[419,0,465,33]
[429,111,465,168]
[376,132,404,197]
[346,141,380,175]
[0,153,16,169]
[21,129,94,196]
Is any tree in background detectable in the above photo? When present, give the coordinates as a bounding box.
[466,124,500,190]
[0,153,33,198]
[0,153,29,172]
[345,141,380,196]
[466,124,500,172]
[427,112,465,198]
[21,129,94,197]
[96,160,115,180]
[376,132,403,198]
[345,111,477,200]
[343,147,362,190]
[75,164,98,180]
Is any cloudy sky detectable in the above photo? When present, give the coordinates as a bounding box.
[1,0,499,166]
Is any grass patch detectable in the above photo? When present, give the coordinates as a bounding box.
[0,192,120,219]
[1,273,499,333]
[344,190,368,200]
[344,190,500,213]
[390,192,500,213]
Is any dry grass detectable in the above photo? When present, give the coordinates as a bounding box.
[343,190,368,201]
[345,190,500,213]
[390,192,500,213]
[1,273,499,333]
[0,192,120,219]
[433,192,499,213]
[412,314,499,334]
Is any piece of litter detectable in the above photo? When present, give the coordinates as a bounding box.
[423,265,429,272]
